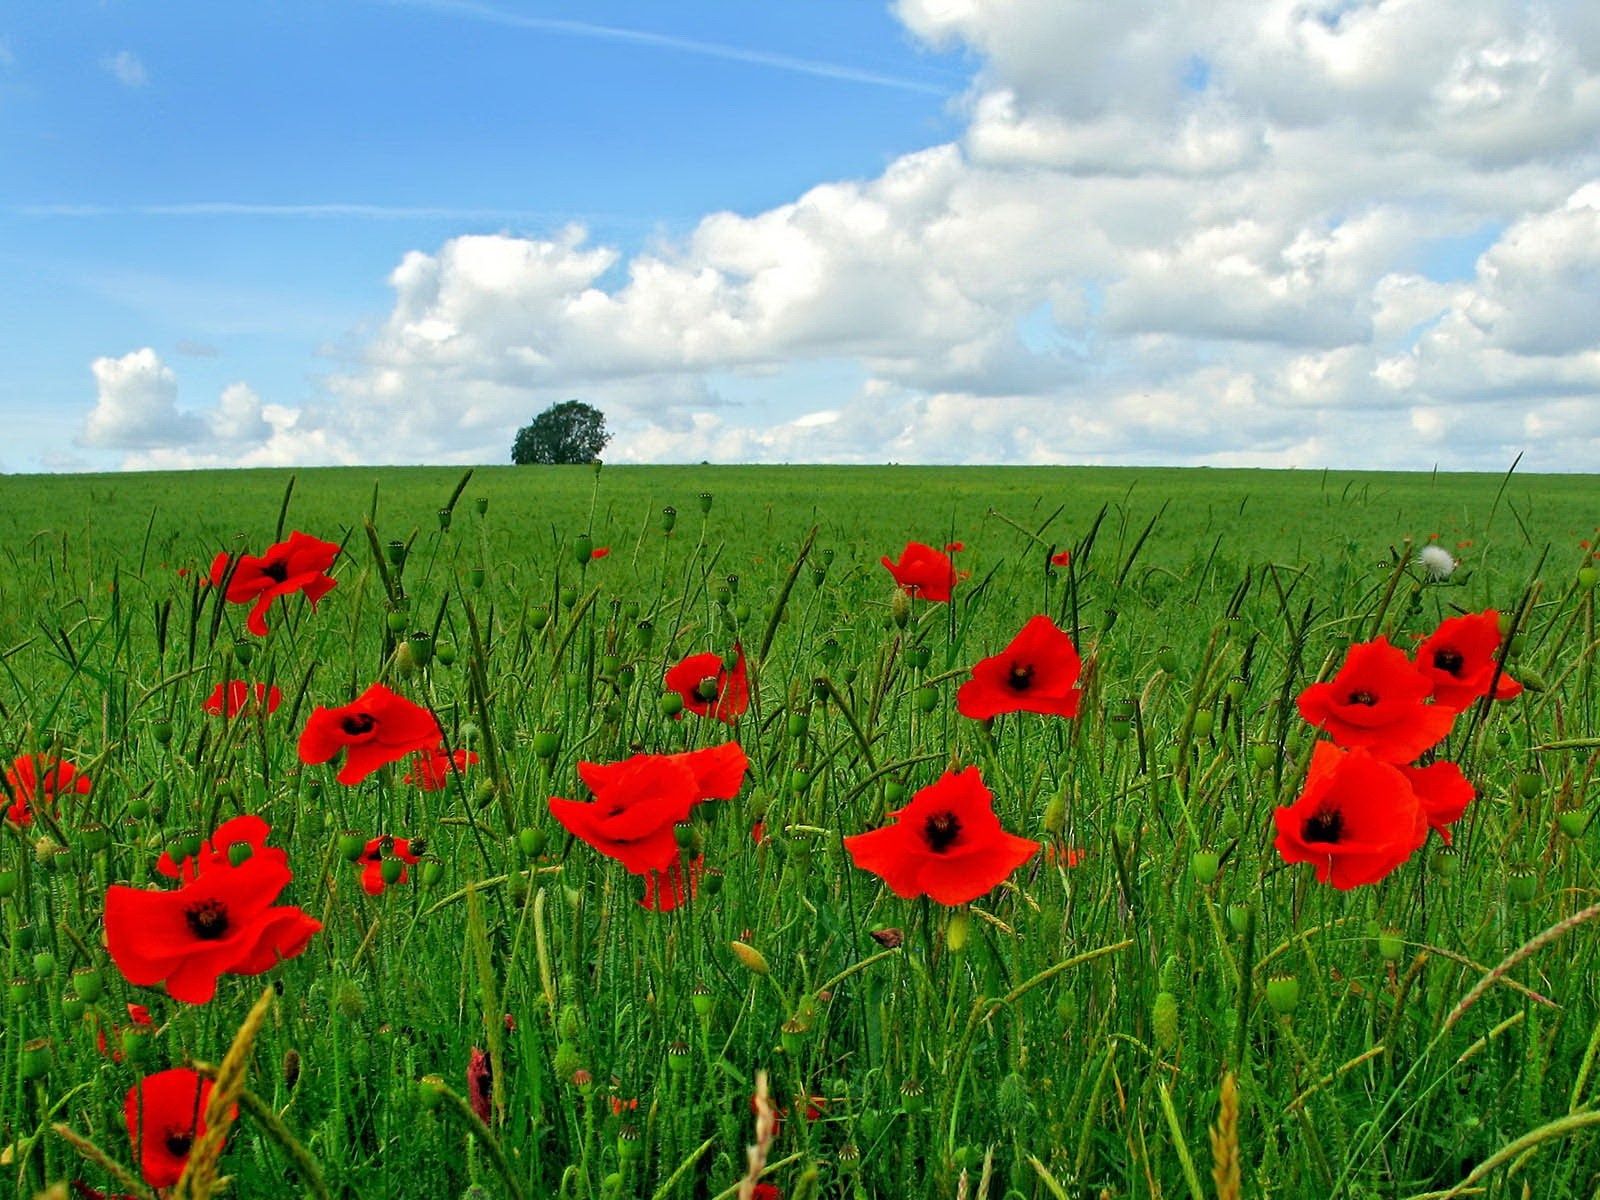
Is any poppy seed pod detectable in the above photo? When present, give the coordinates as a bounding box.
[71,966,104,1003]
[1190,850,1221,886]
[474,496,488,516]
[661,506,677,533]
[698,491,713,514]
[437,507,452,531]
[1558,809,1589,838]
[574,533,593,565]
[20,1037,52,1081]
[1265,976,1301,1015]
[386,539,407,566]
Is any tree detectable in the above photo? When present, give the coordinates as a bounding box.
[511,400,611,465]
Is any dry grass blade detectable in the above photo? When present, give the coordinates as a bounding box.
[51,1123,158,1200]
[1210,1070,1242,1200]
[1445,899,1600,1033]
[176,985,274,1199]
[737,1069,778,1200]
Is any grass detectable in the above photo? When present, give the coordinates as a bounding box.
[1,461,1598,1199]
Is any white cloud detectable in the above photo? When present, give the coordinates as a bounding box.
[101,50,148,88]
[81,349,201,449]
[86,0,1600,472]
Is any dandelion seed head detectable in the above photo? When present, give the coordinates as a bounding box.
[1418,544,1456,581]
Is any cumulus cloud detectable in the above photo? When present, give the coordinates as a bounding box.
[86,0,1600,471]
[82,349,202,449]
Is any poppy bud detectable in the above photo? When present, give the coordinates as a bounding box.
[714,584,731,607]
[80,822,110,852]
[120,1024,151,1065]
[1558,809,1589,838]
[1042,793,1066,837]
[1433,845,1459,879]
[730,940,769,975]
[380,857,405,886]
[71,966,104,1003]
[1227,903,1254,937]
[0,867,16,900]
[789,767,812,794]
[786,710,810,739]
[660,506,677,533]
[1377,929,1405,961]
[1251,742,1275,771]
[657,690,685,719]
[387,609,409,634]
[666,1040,691,1073]
[811,567,827,587]
[228,840,253,867]
[387,539,407,566]
[1265,975,1300,1015]
[838,1143,861,1174]
[1226,676,1246,702]
[574,533,593,566]
[945,910,970,954]
[913,686,938,713]
[419,1074,447,1110]
[617,1124,643,1160]
[673,822,700,851]
[697,491,713,514]
[1192,710,1216,737]
[560,587,578,610]
[437,508,452,531]
[532,730,561,759]
[19,1038,51,1082]
[32,950,56,979]
[519,828,547,857]
[780,1016,808,1055]
[1579,566,1598,591]
[420,857,444,887]
[1152,991,1180,1050]
[1517,772,1543,800]
[530,606,551,631]
[8,976,30,1004]
[908,643,932,670]
[1190,850,1221,886]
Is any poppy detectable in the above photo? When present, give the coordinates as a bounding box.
[1296,637,1454,762]
[3,754,91,826]
[105,852,321,1004]
[590,547,611,560]
[639,855,703,912]
[880,542,967,603]
[202,681,283,718]
[157,814,286,882]
[125,1067,235,1189]
[945,541,964,553]
[843,768,1041,906]
[1413,610,1522,713]
[357,834,422,895]
[549,743,748,876]
[94,1002,154,1063]
[297,683,443,785]
[209,530,339,637]
[1398,760,1475,842]
[664,645,750,723]
[467,1047,493,1125]
[404,745,479,791]
[956,614,1085,721]
[1050,549,1072,567]
[1272,742,1428,889]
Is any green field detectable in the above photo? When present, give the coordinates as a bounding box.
[2,463,1598,1199]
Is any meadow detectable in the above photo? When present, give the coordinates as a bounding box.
[1,462,1597,1200]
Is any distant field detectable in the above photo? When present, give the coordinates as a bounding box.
[1,462,1597,1199]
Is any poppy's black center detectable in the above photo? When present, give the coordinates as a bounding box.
[259,559,289,584]
[184,898,231,941]
[923,811,962,853]
[1346,690,1379,707]
[1008,663,1035,692]
[1302,808,1344,845]
[164,1129,195,1158]
[1432,648,1465,677]
[341,712,377,737]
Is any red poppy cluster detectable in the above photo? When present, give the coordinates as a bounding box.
[956,614,1085,721]
[881,541,968,603]
[106,816,321,1003]
[844,768,1040,905]
[1277,610,1519,888]
[664,645,750,723]
[208,530,339,637]
[549,743,749,911]
[3,753,91,826]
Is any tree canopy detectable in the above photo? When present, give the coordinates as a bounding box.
[511,400,610,465]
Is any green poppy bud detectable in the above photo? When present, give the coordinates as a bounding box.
[574,533,593,566]
[0,867,16,899]
[1377,929,1405,961]
[1251,742,1275,771]
[228,840,253,867]
[530,606,551,631]
[152,718,173,745]
[1265,975,1300,1015]
[913,686,939,713]
[61,992,86,1023]
[1192,710,1216,737]
[1558,809,1589,838]
[730,940,769,975]
[386,609,409,634]
[559,587,578,610]
[945,910,970,954]
[1579,565,1597,591]
[1517,772,1543,799]
[420,857,444,887]
[32,950,56,979]
[380,857,404,886]
[519,828,547,856]
[532,729,561,759]
[1190,850,1221,886]
[435,639,458,666]
[658,692,684,718]
[691,982,715,1018]
[1157,645,1179,673]
[337,831,365,862]
[899,1078,927,1114]
[407,631,433,667]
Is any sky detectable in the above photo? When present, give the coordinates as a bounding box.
[3,0,1599,474]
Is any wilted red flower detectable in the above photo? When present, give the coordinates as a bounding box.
[468,1047,493,1125]
[1414,610,1522,713]
[549,743,749,876]
[404,745,479,790]
[664,645,750,723]
[956,614,1084,721]
[357,835,421,896]
[1273,742,1428,889]
[1296,637,1454,762]
[639,855,702,912]
[202,681,283,718]
[157,814,286,882]
[297,683,442,785]
[843,768,1040,905]
[3,754,91,826]
[1399,760,1475,842]
[125,1067,235,1189]
[881,541,967,603]
[105,850,321,1004]
[209,530,339,637]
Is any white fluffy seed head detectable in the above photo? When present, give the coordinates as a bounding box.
[1418,544,1457,581]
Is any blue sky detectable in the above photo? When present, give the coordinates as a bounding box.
[4,1,1599,472]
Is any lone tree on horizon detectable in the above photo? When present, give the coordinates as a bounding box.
[512,400,611,465]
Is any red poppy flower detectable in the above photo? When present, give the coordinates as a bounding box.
[881,542,967,603]
[1296,637,1454,762]
[945,541,964,553]
[1413,610,1522,713]
[1050,549,1072,567]
[639,855,703,912]
[1398,760,1475,842]
[125,1067,235,1188]
[549,743,749,876]
[752,1185,781,1200]
[297,683,443,785]
[210,530,339,637]
[956,614,1085,721]
[1272,742,1428,889]
[590,547,611,560]
[357,834,422,895]
[467,1047,493,1126]
[3,754,91,826]
[157,814,286,882]
[202,681,283,718]
[843,768,1041,905]
[94,1002,154,1062]
[105,853,321,1004]
[404,745,479,791]
[664,645,750,723]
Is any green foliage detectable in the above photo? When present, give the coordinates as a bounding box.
[510,399,610,465]
[0,463,1597,1198]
